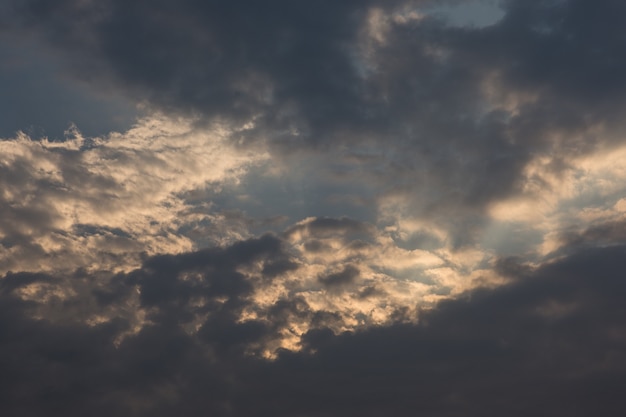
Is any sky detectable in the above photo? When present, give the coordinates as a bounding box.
[1,0,626,415]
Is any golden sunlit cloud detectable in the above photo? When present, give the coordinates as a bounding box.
[0,115,269,274]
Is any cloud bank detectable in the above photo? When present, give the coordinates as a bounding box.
[1,0,626,415]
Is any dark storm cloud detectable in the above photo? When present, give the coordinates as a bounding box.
[3,0,626,415]
[481,0,626,103]
[130,233,284,308]
[136,242,624,415]
[559,219,626,250]
[363,0,626,216]
[1,231,625,415]
[6,0,626,217]
[7,0,397,135]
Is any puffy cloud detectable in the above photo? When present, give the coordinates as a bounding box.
[2,0,626,414]
[0,115,268,274]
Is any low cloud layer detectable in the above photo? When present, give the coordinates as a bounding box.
[1,0,626,415]
[1,239,625,416]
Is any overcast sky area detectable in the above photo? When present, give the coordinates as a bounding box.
[1,0,626,415]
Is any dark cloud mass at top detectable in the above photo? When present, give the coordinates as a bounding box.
[6,0,626,222]
[2,0,626,415]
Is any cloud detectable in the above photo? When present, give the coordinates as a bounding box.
[0,115,268,275]
[318,264,360,287]
[1,234,625,415]
[0,210,498,358]
[6,0,626,239]
[2,0,626,414]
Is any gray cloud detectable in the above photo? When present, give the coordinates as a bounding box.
[318,264,360,289]
[2,1,626,415]
[559,219,626,251]
[5,0,626,239]
[1,235,625,415]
